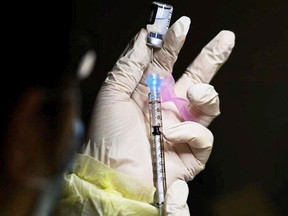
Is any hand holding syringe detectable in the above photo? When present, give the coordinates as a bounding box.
[83,9,235,214]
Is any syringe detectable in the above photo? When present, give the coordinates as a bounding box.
[146,73,167,216]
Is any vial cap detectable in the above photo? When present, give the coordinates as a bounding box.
[147,35,163,48]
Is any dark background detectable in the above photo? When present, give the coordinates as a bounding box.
[73,0,288,215]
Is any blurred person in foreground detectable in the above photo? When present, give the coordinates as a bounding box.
[0,3,89,215]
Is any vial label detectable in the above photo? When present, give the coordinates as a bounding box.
[147,3,172,35]
[146,2,173,48]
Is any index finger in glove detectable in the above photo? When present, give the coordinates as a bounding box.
[175,30,235,97]
[104,29,151,96]
[147,16,191,77]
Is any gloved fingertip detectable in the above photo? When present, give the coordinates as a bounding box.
[165,180,189,215]
[216,30,236,49]
[167,180,189,204]
[179,16,191,25]
[177,16,191,36]
[170,16,191,37]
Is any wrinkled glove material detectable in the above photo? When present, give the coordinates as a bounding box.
[53,154,158,216]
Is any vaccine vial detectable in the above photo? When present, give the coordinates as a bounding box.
[146,1,173,48]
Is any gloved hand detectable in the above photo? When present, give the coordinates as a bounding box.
[82,15,235,210]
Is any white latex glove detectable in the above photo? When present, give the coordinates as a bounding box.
[82,16,235,188]
[164,180,190,216]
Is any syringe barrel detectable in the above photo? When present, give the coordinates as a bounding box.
[148,96,166,206]
[146,73,167,214]
[148,92,162,127]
